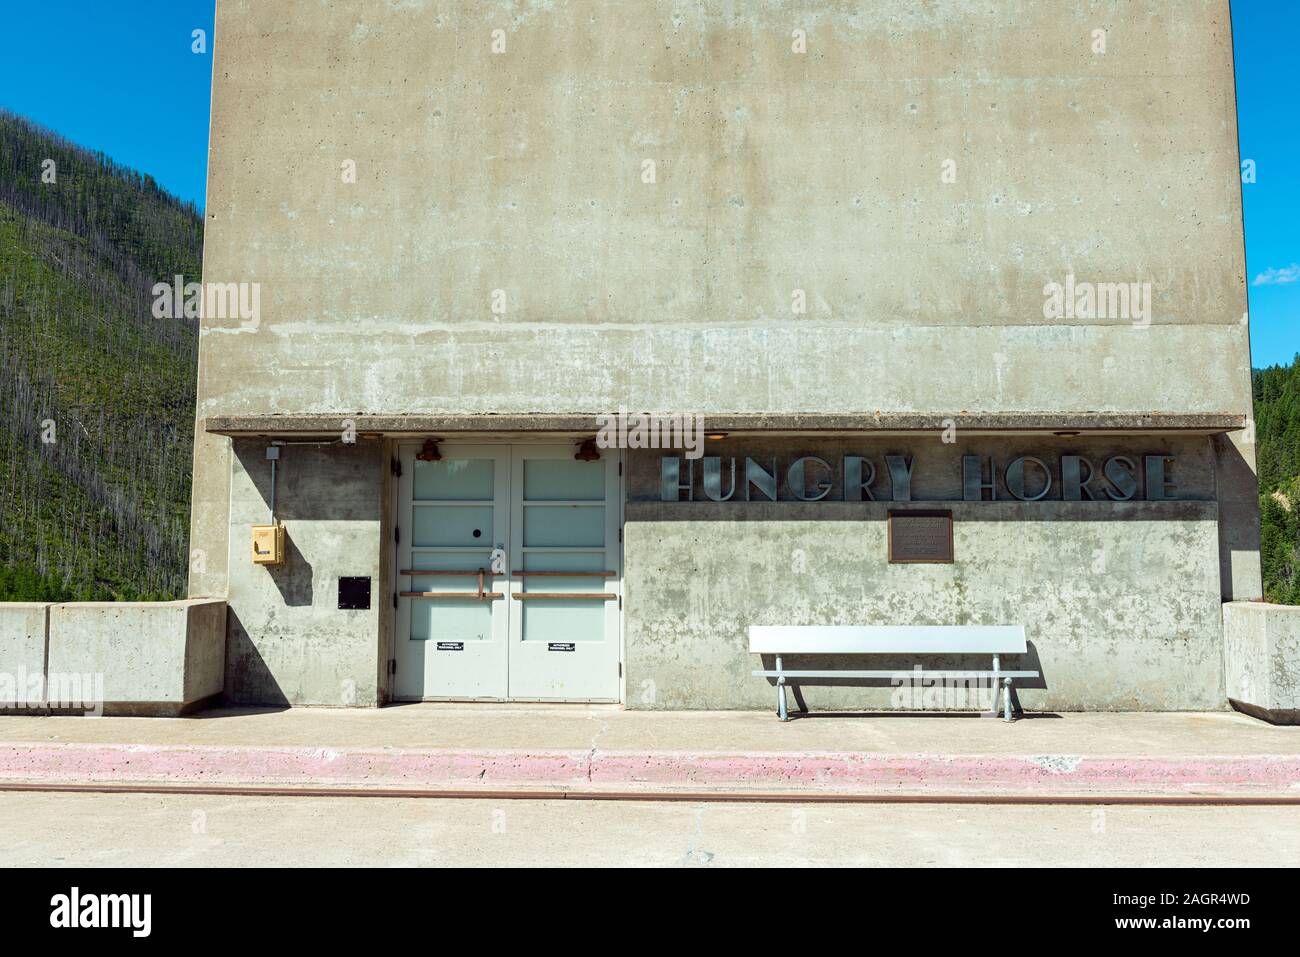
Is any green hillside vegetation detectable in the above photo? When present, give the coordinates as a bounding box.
[1254,356,1300,603]
[0,111,201,600]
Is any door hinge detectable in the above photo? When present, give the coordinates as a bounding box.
[394,525,400,545]
[618,595,623,610]
[389,659,396,675]
[618,462,622,476]
[391,457,402,478]
[618,662,622,677]
[392,591,398,609]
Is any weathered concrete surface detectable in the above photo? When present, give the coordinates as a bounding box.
[2,705,1288,756]
[223,439,384,706]
[197,1,1249,418]
[0,604,48,706]
[201,412,1249,437]
[4,792,1296,867]
[190,0,1259,613]
[3,741,1298,798]
[625,504,1223,711]
[1214,432,1264,600]
[0,708,1295,797]
[44,600,226,716]
[627,435,1225,710]
[1225,601,1300,724]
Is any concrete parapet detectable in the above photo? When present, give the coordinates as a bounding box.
[0,603,49,707]
[1225,601,1300,724]
[38,600,227,717]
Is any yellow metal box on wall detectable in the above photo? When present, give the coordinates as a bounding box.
[251,523,284,565]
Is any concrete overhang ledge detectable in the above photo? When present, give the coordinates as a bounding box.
[201,411,1247,437]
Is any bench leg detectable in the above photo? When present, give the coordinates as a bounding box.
[775,655,789,721]
[1003,678,1013,722]
[990,655,1001,718]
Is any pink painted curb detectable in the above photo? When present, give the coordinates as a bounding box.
[2,742,1299,795]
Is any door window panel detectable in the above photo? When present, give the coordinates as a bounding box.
[414,458,494,501]
[522,602,605,643]
[523,551,606,573]
[413,504,494,547]
[523,459,604,501]
[411,600,493,642]
[523,505,604,547]
[409,549,493,573]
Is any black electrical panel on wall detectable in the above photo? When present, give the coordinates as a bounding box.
[338,576,371,610]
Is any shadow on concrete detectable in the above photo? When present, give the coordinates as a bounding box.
[224,608,291,708]
[783,708,1063,720]
[185,705,293,718]
[266,527,313,607]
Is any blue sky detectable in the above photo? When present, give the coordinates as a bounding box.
[0,1,1293,366]
[1232,0,1300,368]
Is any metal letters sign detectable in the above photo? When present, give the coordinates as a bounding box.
[888,510,954,563]
[660,453,1178,503]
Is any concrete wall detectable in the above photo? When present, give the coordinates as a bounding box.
[43,600,226,715]
[196,0,1248,418]
[1224,601,1300,723]
[191,0,1256,603]
[0,603,48,707]
[1213,432,1263,601]
[624,439,1225,710]
[223,439,385,706]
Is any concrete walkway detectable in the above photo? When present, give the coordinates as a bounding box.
[0,705,1297,798]
[6,792,1298,866]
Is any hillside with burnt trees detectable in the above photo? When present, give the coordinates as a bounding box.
[1255,356,1300,604]
[0,111,201,600]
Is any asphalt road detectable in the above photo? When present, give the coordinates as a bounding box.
[0,792,1297,867]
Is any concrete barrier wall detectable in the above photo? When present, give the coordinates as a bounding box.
[1224,601,1300,724]
[0,603,49,706]
[0,599,226,716]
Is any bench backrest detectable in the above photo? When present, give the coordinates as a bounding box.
[748,625,1026,655]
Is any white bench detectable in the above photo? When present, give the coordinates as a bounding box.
[749,625,1038,721]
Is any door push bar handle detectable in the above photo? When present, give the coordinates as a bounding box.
[399,568,494,599]
[400,568,489,576]
[398,591,504,600]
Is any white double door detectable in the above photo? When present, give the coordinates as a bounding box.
[394,443,621,701]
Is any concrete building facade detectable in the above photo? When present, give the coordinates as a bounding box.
[189,0,1259,711]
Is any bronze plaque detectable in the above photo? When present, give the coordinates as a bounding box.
[888,510,953,564]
